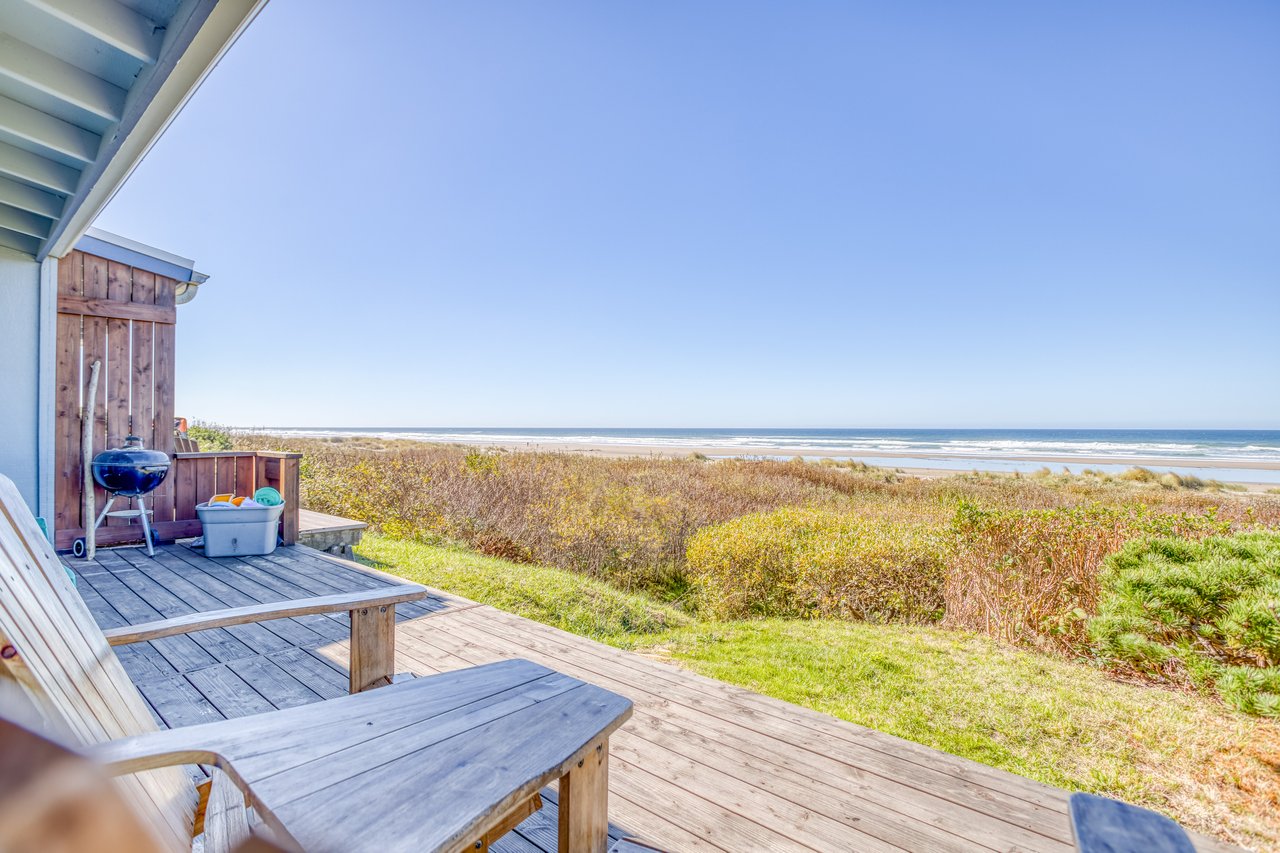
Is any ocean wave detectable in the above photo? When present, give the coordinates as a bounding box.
[256,428,1280,464]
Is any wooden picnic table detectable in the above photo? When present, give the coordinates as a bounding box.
[96,658,633,852]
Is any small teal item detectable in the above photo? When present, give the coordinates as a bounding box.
[253,487,283,507]
[36,517,76,587]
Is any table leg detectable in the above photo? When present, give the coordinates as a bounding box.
[559,738,610,853]
[349,604,395,693]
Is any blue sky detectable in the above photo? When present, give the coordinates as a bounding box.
[96,0,1279,429]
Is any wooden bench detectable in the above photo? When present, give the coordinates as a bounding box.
[0,474,633,851]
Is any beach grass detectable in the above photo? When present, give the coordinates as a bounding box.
[356,532,1280,850]
[356,533,692,642]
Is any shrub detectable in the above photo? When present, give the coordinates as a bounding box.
[947,503,1231,649]
[1089,533,1280,717]
[187,420,234,451]
[225,431,1280,605]
[686,507,948,622]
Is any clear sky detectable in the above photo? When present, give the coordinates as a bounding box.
[95,0,1279,429]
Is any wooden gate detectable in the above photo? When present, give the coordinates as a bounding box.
[53,249,177,549]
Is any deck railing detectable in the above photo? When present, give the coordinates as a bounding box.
[57,450,302,549]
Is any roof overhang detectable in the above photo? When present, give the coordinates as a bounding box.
[0,0,268,261]
[76,226,207,302]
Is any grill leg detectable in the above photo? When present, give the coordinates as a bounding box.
[94,495,115,530]
[137,495,155,557]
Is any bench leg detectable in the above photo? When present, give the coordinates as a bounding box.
[349,604,395,693]
[558,738,610,853]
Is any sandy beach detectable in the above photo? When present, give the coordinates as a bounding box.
[402,437,1280,488]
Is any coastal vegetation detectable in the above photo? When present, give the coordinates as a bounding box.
[946,503,1232,650]
[1090,532,1280,717]
[686,507,948,622]
[229,432,1280,702]
[187,420,235,451]
[358,532,1280,851]
[218,430,1280,846]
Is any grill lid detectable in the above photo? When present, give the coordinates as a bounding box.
[91,435,171,496]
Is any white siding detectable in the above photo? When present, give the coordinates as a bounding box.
[0,246,41,513]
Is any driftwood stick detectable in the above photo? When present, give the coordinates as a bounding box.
[82,359,100,560]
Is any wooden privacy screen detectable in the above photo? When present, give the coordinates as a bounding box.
[54,250,177,549]
[52,250,302,550]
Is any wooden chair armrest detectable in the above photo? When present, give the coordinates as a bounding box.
[101,585,429,646]
[92,727,227,777]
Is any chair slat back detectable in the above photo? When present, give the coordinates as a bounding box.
[0,475,195,850]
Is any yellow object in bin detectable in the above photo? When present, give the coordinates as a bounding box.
[206,494,264,509]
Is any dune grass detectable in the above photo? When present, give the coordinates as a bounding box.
[356,533,691,643]
[357,532,1280,850]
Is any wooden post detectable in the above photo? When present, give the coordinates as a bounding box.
[348,604,395,693]
[279,455,300,546]
[558,739,610,853]
[82,360,100,559]
[254,452,301,546]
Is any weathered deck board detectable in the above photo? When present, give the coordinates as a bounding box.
[298,509,368,558]
[299,508,368,533]
[64,542,1237,853]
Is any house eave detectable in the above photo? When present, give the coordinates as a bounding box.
[40,0,268,260]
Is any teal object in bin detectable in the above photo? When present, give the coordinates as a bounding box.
[254,487,283,506]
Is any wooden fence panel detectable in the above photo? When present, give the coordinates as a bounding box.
[153,323,175,457]
[214,458,236,497]
[130,323,154,448]
[131,269,156,304]
[154,275,176,308]
[103,262,137,529]
[53,314,81,535]
[174,460,197,522]
[53,250,179,549]
[193,457,216,512]
[58,250,82,297]
[105,317,130,528]
[82,253,109,529]
[235,455,256,497]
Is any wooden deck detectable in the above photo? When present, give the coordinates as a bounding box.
[297,508,367,556]
[66,542,1234,853]
[298,508,368,536]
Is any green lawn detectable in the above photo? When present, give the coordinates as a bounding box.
[357,533,1279,851]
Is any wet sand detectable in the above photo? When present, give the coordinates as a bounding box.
[426,438,1280,488]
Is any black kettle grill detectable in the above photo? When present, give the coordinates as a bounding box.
[75,435,172,557]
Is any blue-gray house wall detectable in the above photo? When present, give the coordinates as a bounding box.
[0,247,48,515]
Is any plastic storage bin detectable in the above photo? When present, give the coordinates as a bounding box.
[195,501,285,557]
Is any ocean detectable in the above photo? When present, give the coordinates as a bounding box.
[257,427,1280,484]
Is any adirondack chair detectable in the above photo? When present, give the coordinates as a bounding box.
[0,474,633,852]
[0,709,276,853]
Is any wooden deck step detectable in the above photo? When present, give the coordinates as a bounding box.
[297,509,367,557]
